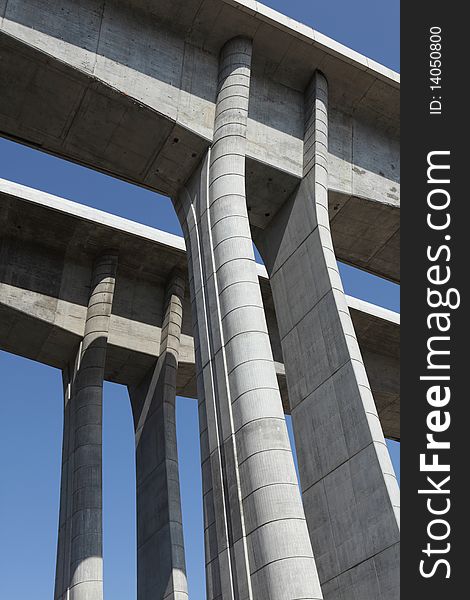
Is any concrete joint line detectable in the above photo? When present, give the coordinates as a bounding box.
[242,481,299,503]
[230,415,286,440]
[221,307,265,327]
[249,554,316,578]
[213,120,249,138]
[227,356,273,377]
[209,151,246,168]
[320,541,400,588]
[230,385,279,406]
[135,456,180,491]
[137,519,185,551]
[278,285,344,343]
[300,439,385,496]
[212,234,253,252]
[270,224,320,279]
[208,171,247,188]
[237,446,293,469]
[214,104,250,121]
[210,211,249,230]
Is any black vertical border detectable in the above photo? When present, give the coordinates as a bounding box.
[401,3,467,597]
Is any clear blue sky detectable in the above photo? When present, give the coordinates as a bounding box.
[0,2,399,598]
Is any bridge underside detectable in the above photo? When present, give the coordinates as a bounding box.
[0,0,399,283]
[1,4,400,598]
[0,179,400,441]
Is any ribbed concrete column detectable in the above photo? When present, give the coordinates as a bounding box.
[128,271,188,600]
[54,252,118,600]
[173,37,322,600]
[255,72,400,599]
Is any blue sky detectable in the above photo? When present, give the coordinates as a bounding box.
[0,2,399,598]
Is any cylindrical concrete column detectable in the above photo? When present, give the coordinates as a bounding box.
[55,252,118,600]
[129,270,188,600]
[174,37,323,600]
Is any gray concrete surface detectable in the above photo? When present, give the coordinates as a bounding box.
[256,71,399,599]
[129,272,188,600]
[173,37,322,599]
[0,179,400,597]
[0,178,400,441]
[54,252,118,600]
[0,0,399,282]
[0,3,400,597]
[54,361,77,600]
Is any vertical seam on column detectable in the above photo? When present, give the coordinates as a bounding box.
[201,149,240,597]
[65,352,79,598]
[211,40,257,595]
[206,145,254,600]
[56,363,71,600]
[184,183,236,598]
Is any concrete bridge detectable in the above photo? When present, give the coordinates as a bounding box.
[0,1,400,599]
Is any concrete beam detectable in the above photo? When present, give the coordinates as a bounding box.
[0,0,399,281]
[0,178,399,440]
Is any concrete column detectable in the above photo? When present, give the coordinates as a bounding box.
[128,271,188,600]
[54,359,79,600]
[255,72,400,599]
[173,37,322,600]
[54,252,118,600]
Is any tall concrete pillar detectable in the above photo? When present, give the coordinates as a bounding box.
[173,37,322,600]
[55,357,79,600]
[54,252,118,600]
[255,71,400,599]
[128,271,188,600]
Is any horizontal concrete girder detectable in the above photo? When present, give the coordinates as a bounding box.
[0,0,399,282]
[0,178,400,440]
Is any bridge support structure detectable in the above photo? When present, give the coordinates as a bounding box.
[173,37,323,600]
[0,9,402,598]
[54,252,118,600]
[128,271,189,600]
[255,71,400,599]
